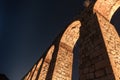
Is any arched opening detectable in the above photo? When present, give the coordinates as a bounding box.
[24,72,30,80]
[23,45,55,80]
[31,58,43,80]
[60,20,81,48]
[94,0,120,21]
[38,45,55,79]
[110,7,120,35]
[24,60,43,80]
[61,20,81,80]
[27,65,36,80]
[45,45,55,63]
[52,20,81,80]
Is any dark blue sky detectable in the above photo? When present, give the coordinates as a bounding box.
[0,0,84,80]
[0,0,119,80]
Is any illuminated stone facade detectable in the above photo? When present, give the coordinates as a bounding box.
[23,0,120,80]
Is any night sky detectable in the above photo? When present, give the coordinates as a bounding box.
[0,0,119,80]
[0,0,84,80]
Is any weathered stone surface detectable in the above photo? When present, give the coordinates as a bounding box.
[94,0,120,21]
[23,0,120,80]
[96,12,120,80]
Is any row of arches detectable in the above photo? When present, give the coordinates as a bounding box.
[23,20,81,80]
[23,0,120,79]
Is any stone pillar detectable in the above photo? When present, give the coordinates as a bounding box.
[96,12,120,80]
[52,21,81,80]
[38,45,55,80]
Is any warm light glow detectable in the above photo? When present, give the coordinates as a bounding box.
[94,0,120,21]
[38,45,55,80]
[45,45,55,63]
[31,58,43,80]
[109,1,120,21]
[27,65,36,80]
[52,20,81,80]
[61,20,81,49]
[24,72,30,80]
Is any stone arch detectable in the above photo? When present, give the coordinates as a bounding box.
[109,1,120,21]
[23,45,55,80]
[52,20,81,80]
[110,7,120,35]
[38,45,55,79]
[94,1,120,79]
[27,64,36,80]
[31,58,43,80]
[44,45,55,63]
[24,58,43,80]
[60,20,81,49]
[60,20,81,80]
[94,0,120,21]
[24,71,30,80]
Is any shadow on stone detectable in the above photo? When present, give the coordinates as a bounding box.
[72,1,116,80]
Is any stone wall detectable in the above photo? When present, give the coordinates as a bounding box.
[94,0,120,21]
[22,0,120,80]
[38,45,55,80]
[52,46,73,80]
[96,12,120,80]
[51,21,81,80]
[77,4,115,79]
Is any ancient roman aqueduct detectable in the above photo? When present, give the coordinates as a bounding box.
[23,0,120,80]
